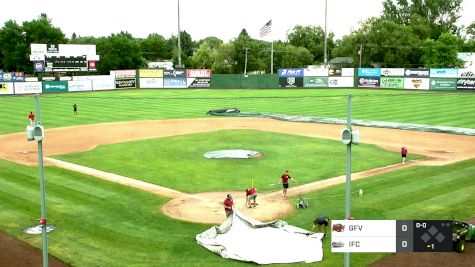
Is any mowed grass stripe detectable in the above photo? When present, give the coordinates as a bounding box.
[1,89,474,134]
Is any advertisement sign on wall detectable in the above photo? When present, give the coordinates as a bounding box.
[278,77,303,88]
[430,69,458,78]
[92,78,116,91]
[68,80,92,92]
[342,68,355,77]
[404,78,430,90]
[278,68,304,77]
[140,78,164,88]
[0,72,22,81]
[115,78,136,89]
[358,68,381,77]
[42,81,68,93]
[187,78,211,88]
[164,77,187,88]
[429,78,457,90]
[358,77,380,88]
[164,69,186,78]
[457,78,475,90]
[328,77,354,88]
[115,70,136,79]
[73,75,113,81]
[381,68,405,77]
[303,77,328,87]
[0,82,14,95]
[14,82,42,94]
[457,68,475,78]
[139,69,164,78]
[186,69,211,78]
[380,77,404,89]
[304,68,328,77]
[328,68,342,77]
[404,69,430,77]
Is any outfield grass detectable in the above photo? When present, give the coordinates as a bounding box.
[1,156,474,267]
[53,130,411,193]
[0,89,474,134]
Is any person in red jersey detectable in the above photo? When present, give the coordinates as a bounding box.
[246,187,258,208]
[223,194,234,217]
[401,146,408,164]
[28,112,35,125]
[281,170,294,197]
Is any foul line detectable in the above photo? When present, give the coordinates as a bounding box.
[45,157,188,199]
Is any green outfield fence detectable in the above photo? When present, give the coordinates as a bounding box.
[210,74,278,89]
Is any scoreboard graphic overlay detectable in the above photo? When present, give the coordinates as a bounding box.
[331,220,453,252]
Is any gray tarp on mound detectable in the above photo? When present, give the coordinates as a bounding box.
[204,150,260,159]
[207,111,475,136]
[196,209,324,265]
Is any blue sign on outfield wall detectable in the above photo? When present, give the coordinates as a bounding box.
[358,68,381,77]
[430,69,458,78]
[278,68,304,77]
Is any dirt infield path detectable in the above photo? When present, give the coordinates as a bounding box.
[0,230,69,267]
[1,117,475,224]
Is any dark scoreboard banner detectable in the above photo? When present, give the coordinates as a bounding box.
[45,55,88,72]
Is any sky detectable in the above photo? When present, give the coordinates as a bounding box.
[2,0,474,42]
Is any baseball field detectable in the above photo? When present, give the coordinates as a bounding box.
[0,88,475,266]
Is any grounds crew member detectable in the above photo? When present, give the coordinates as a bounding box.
[281,170,294,197]
[223,194,234,217]
[312,216,330,238]
[28,112,35,125]
[401,146,408,164]
[245,187,258,208]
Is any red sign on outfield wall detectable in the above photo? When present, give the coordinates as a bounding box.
[186,69,211,78]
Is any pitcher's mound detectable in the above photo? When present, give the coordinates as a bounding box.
[162,191,293,224]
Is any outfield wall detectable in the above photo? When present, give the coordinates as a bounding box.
[1,68,474,95]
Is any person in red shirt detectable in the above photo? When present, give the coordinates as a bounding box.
[281,170,293,197]
[223,194,234,217]
[245,187,258,208]
[401,146,408,164]
[28,112,35,125]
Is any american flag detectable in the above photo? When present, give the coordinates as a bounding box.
[260,20,272,38]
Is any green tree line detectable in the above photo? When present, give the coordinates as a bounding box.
[0,0,474,75]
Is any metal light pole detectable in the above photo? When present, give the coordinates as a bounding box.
[244,48,249,75]
[323,0,328,65]
[359,44,363,68]
[177,0,182,68]
[35,94,48,267]
[345,94,352,267]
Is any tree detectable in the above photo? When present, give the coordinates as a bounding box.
[197,36,223,50]
[191,42,215,68]
[69,36,99,45]
[0,14,67,73]
[212,43,235,74]
[96,32,144,74]
[0,20,28,71]
[421,33,464,68]
[169,31,196,68]
[287,25,335,63]
[273,42,314,69]
[382,0,462,39]
[22,13,66,44]
[231,29,253,73]
[140,33,172,61]
[333,18,425,67]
